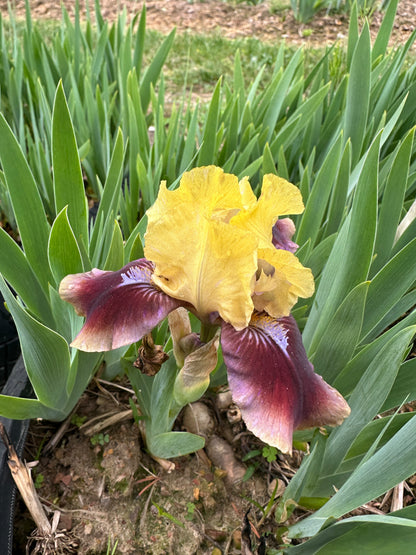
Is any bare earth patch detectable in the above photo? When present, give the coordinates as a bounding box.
[17,377,415,553]
[17,381,298,554]
[1,0,415,47]
[2,1,416,553]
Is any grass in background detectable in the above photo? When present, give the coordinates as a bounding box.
[1,9,347,103]
[145,29,348,99]
[1,1,416,552]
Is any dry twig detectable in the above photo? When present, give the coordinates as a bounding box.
[0,423,78,554]
[391,481,405,512]
[81,408,133,436]
[43,403,80,454]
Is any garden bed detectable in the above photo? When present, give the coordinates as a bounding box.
[1,1,416,554]
[15,379,302,554]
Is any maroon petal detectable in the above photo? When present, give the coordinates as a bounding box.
[272,218,299,253]
[221,312,350,453]
[59,259,185,351]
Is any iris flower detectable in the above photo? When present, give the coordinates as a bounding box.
[60,166,349,453]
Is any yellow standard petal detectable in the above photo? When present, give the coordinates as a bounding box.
[253,247,315,317]
[177,165,243,222]
[231,174,305,249]
[145,167,258,329]
[261,174,305,216]
[239,176,257,210]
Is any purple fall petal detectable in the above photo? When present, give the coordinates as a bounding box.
[221,313,350,453]
[272,218,299,253]
[59,259,185,352]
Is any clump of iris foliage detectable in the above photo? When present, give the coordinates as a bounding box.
[287,0,383,23]
[1,0,416,550]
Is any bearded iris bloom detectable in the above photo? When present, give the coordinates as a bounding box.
[60,166,350,453]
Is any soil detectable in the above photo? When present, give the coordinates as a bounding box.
[16,380,303,554]
[0,0,415,47]
[1,1,415,554]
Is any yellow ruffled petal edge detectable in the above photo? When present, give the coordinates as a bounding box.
[260,174,305,216]
[253,247,315,318]
[175,165,244,216]
[231,174,305,249]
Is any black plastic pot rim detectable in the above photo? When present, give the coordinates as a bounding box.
[0,356,30,555]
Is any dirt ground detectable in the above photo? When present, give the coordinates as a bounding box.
[0,0,415,47]
[2,1,416,553]
[16,381,304,554]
